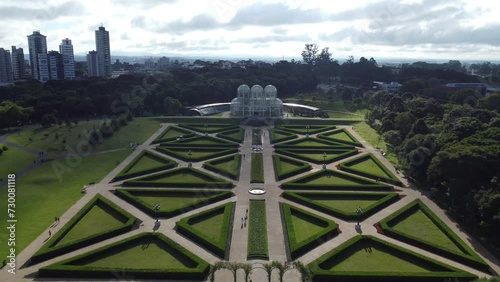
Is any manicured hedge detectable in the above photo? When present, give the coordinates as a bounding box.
[274,148,359,165]
[176,202,234,259]
[178,123,239,134]
[155,146,238,162]
[339,153,403,186]
[30,195,136,265]
[250,153,265,183]
[247,200,268,259]
[281,169,393,191]
[282,191,400,220]
[317,128,363,147]
[378,199,489,272]
[151,125,196,144]
[273,154,311,181]
[38,232,210,280]
[280,202,338,260]
[115,189,233,218]
[275,125,337,135]
[269,128,298,144]
[152,116,242,124]
[309,235,477,282]
[203,154,242,180]
[274,137,354,149]
[274,119,359,126]
[112,150,177,182]
[158,135,239,148]
[122,167,234,188]
[216,128,245,143]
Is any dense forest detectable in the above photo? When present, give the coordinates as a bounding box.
[0,44,499,254]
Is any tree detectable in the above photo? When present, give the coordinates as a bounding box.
[240,263,252,282]
[301,43,319,65]
[271,261,290,282]
[163,96,182,116]
[410,119,429,136]
[41,114,57,127]
[480,92,500,111]
[400,79,427,94]
[262,262,274,282]
[209,261,225,282]
[222,262,241,282]
[293,261,314,282]
[394,112,416,137]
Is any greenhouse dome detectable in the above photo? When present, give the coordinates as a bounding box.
[230,84,283,117]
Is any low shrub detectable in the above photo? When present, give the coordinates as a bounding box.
[269,128,298,144]
[216,128,245,143]
[158,135,239,148]
[273,154,311,181]
[247,200,268,259]
[203,154,242,180]
[274,148,358,165]
[155,146,238,162]
[178,123,239,134]
[339,153,402,186]
[317,128,363,147]
[250,153,264,183]
[112,150,177,182]
[151,125,196,144]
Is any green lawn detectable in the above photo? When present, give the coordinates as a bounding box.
[247,200,268,259]
[73,239,194,269]
[323,131,354,142]
[354,121,399,166]
[56,203,127,247]
[325,111,364,120]
[126,154,168,174]
[209,155,241,177]
[190,212,224,242]
[304,174,368,185]
[291,212,325,242]
[270,130,294,143]
[250,153,264,183]
[325,240,443,272]
[391,209,463,254]
[278,159,301,173]
[0,149,132,259]
[311,196,381,213]
[137,193,216,211]
[217,128,244,143]
[6,118,160,153]
[147,171,212,184]
[157,127,193,140]
[0,143,36,175]
[350,158,389,179]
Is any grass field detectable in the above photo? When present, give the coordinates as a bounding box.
[291,211,325,242]
[310,196,381,213]
[0,149,132,259]
[137,193,216,211]
[302,174,367,185]
[0,143,36,175]
[126,154,168,174]
[6,118,160,153]
[391,209,463,254]
[56,203,127,247]
[190,211,225,242]
[323,240,443,272]
[323,131,354,142]
[73,238,195,269]
[349,158,389,178]
[353,121,399,166]
[250,153,264,183]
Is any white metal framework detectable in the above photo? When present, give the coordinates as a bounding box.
[230,84,283,117]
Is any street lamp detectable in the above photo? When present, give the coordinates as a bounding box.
[204,124,208,136]
[188,150,192,167]
[355,207,363,225]
[323,152,327,169]
[306,125,310,137]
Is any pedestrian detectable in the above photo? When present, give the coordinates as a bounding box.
[57,217,60,223]
[243,154,245,159]
[49,230,51,237]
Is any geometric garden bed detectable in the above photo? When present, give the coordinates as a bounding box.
[376,199,489,272]
[339,153,402,186]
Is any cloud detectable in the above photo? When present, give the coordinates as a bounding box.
[233,34,312,44]
[110,0,176,9]
[0,1,86,21]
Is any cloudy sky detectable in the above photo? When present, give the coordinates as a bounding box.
[1,0,499,61]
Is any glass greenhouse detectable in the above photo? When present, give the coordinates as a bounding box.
[230,84,284,117]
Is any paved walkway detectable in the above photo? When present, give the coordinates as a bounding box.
[2,122,498,282]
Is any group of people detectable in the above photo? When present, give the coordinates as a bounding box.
[241,209,249,228]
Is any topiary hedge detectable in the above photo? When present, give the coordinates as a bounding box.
[247,200,268,259]
[269,128,298,144]
[202,154,242,180]
[274,137,354,150]
[114,189,233,218]
[317,128,363,147]
[151,125,196,144]
[282,191,400,220]
[178,123,239,134]
[30,195,137,265]
[274,148,358,165]
[275,125,337,135]
[378,199,490,272]
[280,202,338,260]
[281,169,393,191]
[216,128,245,143]
[309,235,477,282]
[155,146,238,162]
[339,153,403,186]
[38,232,210,280]
[176,202,234,259]
[273,154,312,181]
[111,150,177,182]
[158,135,239,148]
[250,153,265,183]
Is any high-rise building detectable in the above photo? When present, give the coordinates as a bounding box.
[59,38,75,79]
[87,50,99,77]
[95,26,111,77]
[27,30,47,80]
[11,46,25,80]
[0,48,14,83]
[47,51,64,80]
[36,53,50,82]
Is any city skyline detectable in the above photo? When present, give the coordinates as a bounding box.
[0,0,499,61]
